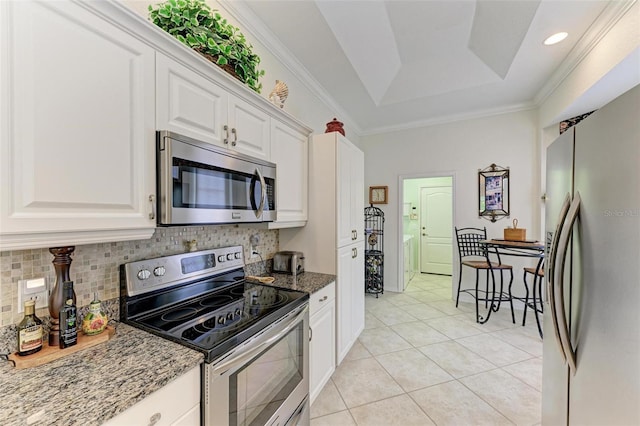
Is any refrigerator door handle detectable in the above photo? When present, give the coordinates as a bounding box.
[547,193,571,362]
[554,192,581,375]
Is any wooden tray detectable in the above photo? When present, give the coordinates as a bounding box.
[9,326,115,369]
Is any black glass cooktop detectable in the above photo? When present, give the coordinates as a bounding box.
[123,272,308,363]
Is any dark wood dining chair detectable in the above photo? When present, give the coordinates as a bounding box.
[455,227,514,323]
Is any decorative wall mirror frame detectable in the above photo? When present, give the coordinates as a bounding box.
[478,164,510,222]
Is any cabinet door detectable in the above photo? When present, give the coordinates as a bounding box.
[156,53,228,147]
[337,136,364,247]
[103,366,200,426]
[350,145,365,242]
[228,95,270,160]
[310,300,336,404]
[270,120,308,226]
[0,1,156,250]
[351,242,365,340]
[336,245,354,364]
[336,243,365,365]
[337,137,354,247]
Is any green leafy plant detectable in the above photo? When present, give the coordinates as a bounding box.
[149,0,265,93]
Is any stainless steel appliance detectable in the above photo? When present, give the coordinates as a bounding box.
[157,131,276,225]
[543,85,639,424]
[120,246,310,426]
[273,251,305,276]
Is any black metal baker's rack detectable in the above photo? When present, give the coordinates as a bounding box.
[364,205,384,297]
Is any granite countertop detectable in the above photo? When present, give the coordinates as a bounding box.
[250,271,336,294]
[0,322,203,426]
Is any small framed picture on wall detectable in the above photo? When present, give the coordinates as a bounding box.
[369,186,388,204]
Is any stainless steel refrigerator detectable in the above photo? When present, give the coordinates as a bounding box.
[542,84,639,425]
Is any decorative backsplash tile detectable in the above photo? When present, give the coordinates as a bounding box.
[0,225,278,327]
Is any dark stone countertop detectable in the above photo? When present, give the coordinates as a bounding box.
[0,322,203,426]
[248,271,336,294]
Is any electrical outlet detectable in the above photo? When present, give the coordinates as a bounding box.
[249,234,260,258]
[18,277,48,313]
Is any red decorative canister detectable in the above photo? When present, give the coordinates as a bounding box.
[325,118,345,136]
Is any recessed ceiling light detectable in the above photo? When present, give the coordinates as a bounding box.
[544,32,568,46]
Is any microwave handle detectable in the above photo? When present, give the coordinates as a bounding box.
[254,168,266,218]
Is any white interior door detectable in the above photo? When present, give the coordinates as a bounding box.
[420,186,452,275]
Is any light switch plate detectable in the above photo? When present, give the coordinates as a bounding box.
[18,277,48,313]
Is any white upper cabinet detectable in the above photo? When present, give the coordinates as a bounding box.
[0,1,156,250]
[156,53,228,147]
[227,95,271,161]
[156,53,270,160]
[269,119,310,227]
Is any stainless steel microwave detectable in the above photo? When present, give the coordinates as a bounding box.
[157,131,276,225]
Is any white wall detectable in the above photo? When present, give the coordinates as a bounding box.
[362,109,541,298]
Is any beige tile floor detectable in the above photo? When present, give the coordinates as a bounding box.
[310,273,543,426]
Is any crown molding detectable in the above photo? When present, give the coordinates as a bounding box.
[359,101,537,137]
[533,0,637,107]
[219,0,363,137]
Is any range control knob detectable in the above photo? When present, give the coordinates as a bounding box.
[235,308,242,316]
[227,312,234,321]
[226,253,234,261]
[137,269,151,280]
[234,252,241,260]
[218,316,226,325]
[153,266,166,277]
[218,255,225,263]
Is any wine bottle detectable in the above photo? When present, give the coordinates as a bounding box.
[17,299,43,356]
[59,281,77,349]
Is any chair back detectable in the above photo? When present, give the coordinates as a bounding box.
[455,227,488,260]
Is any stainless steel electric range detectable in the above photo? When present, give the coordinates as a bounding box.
[120,246,310,426]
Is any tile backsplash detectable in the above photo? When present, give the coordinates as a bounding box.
[0,225,278,327]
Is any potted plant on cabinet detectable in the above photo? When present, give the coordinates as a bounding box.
[149,0,265,93]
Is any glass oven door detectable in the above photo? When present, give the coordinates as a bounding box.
[205,306,309,426]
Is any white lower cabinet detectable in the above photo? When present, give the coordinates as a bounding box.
[309,282,336,404]
[103,366,200,426]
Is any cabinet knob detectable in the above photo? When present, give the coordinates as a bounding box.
[148,412,161,426]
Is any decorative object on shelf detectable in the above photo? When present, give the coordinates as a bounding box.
[478,163,510,222]
[48,246,76,347]
[149,0,265,93]
[268,80,289,108]
[365,205,385,297]
[325,117,345,136]
[504,218,527,241]
[369,185,388,204]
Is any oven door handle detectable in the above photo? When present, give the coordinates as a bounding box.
[211,305,307,376]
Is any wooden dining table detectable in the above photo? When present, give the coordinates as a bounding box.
[477,239,545,324]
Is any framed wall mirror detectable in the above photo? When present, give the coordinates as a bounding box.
[478,164,509,222]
